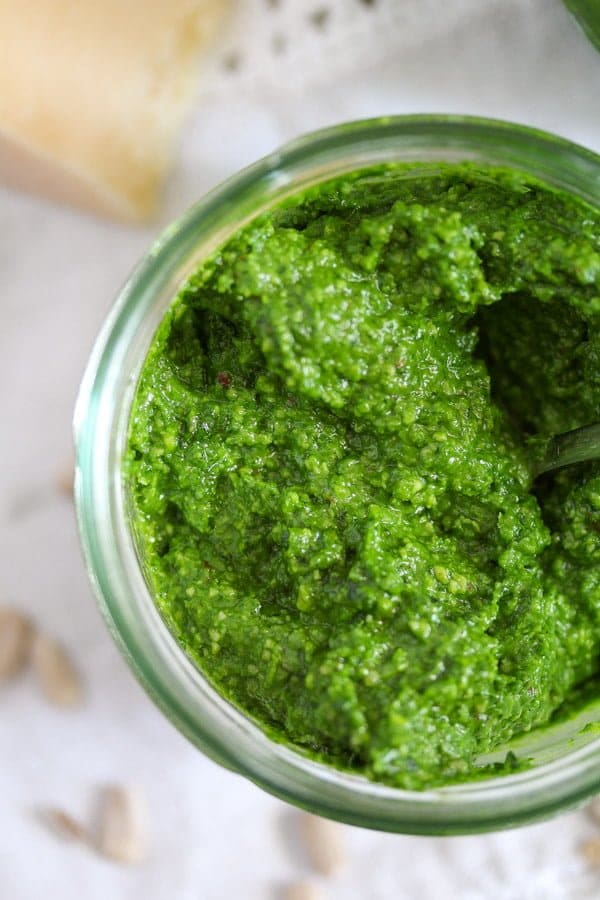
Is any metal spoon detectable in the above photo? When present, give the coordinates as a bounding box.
[535,423,600,477]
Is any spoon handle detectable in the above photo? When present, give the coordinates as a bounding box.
[536,422,600,476]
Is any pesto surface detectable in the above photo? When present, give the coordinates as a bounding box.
[127,164,600,789]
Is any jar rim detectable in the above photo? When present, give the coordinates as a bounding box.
[74,114,600,834]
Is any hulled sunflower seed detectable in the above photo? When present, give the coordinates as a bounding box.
[30,633,83,707]
[284,880,327,900]
[0,607,32,682]
[38,807,89,844]
[586,795,600,825]
[299,812,345,876]
[94,785,147,864]
[56,466,74,498]
[581,837,600,865]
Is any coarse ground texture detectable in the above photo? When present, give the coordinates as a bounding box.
[127,163,600,789]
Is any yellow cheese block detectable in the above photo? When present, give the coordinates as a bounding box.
[0,0,228,221]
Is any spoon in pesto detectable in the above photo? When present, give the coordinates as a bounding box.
[534,422,600,477]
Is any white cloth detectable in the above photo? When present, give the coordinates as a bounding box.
[1,0,600,897]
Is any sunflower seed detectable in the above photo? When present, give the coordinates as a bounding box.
[0,607,32,682]
[580,837,600,866]
[299,812,345,875]
[586,795,600,825]
[284,881,327,900]
[38,807,89,844]
[56,465,74,497]
[94,786,147,864]
[30,633,83,707]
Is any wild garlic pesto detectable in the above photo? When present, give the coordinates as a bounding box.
[127,163,600,790]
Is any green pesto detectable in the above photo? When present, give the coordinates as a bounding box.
[127,163,600,790]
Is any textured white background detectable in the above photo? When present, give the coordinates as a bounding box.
[1,0,600,898]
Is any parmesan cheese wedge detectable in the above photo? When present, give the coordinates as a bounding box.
[0,0,229,221]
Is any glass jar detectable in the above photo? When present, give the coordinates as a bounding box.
[75,115,600,835]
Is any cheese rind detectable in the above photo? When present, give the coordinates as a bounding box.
[0,0,228,221]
